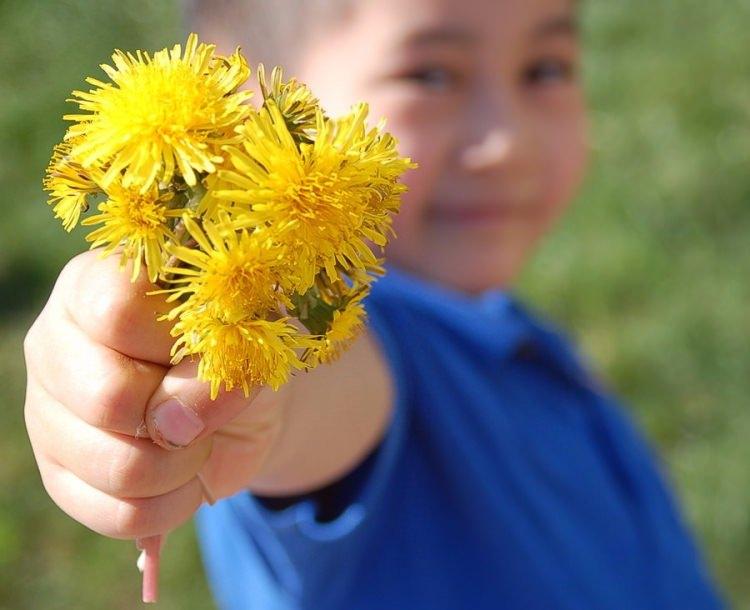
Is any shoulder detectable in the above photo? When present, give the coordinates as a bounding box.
[502,296,611,394]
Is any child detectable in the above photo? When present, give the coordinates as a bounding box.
[23,0,726,608]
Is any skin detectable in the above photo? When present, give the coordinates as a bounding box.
[299,0,589,292]
[24,0,588,543]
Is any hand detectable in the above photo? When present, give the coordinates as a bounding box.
[23,249,288,542]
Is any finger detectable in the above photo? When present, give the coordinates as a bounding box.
[25,307,166,437]
[200,400,285,499]
[37,454,203,540]
[144,358,273,450]
[136,531,168,553]
[25,381,212,499]
[56,249,175,366]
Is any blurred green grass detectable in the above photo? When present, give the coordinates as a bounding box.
[0,0,748,608]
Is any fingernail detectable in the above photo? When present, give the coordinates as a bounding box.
[152,397,204,448]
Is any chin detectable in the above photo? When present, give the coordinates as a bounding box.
[386,236,531,294]
[423,257,523,295]
[451,270,517,294]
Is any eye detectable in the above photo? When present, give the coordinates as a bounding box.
[397,66,461,92]
[523,58,576,86]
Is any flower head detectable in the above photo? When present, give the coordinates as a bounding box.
[163,215,286,321]
[306,295,367,365]
[43,141,102,231]
[65,33,252,193]
[257,63,321,144]
[215,102,413,291]
[82,182,180,282]
[170,313,308,398]
[289,270,371,366]
[324,108,416,248]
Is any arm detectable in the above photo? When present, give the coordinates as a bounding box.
[247,329,395,496]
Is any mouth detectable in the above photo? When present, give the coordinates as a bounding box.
[428,202,527,224]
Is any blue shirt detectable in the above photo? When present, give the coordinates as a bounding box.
[195,265,726,610]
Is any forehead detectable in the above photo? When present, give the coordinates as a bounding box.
[352,0,576,47]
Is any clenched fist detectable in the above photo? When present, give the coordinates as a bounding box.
[23,249,289,541]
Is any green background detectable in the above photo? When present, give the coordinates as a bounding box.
[1,1,748,608]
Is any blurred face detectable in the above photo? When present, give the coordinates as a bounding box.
[214,0,588,292]
[296,0,589,292]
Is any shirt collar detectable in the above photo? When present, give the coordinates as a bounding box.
[370,264,597,390]
[371,264,531,360]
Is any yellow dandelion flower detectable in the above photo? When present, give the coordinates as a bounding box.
[82,182,180,282]
[215,102,395,291]
[306,296,367,366]
[192,171,224,220]
[170,313,307,398]
[163,215,286,321]
[65,33,252,193]
[257,63,321,144]
[324,108,417,248]
[290,271,372,365]
[43,141,102,231]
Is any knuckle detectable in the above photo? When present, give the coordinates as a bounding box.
[23,383,46,452]
[80,283,132,342]
[22,313,48,368]
[87,380,130,432]
[63,251,140,344]
[111,478,202,539]
[35,461,103,537]
[57,251,99,308]
[37,463,64,508]
[57,251,90,289]
[22,388,37,442]
[24,422,43,471]
[22,320,37,362]
[86,358,142,432]
[105,442,145,498]
[34,452,158,541]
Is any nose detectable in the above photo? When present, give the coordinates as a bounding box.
[458,92,525,173]
[461,129,515,172]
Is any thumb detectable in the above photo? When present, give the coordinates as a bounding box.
[145,358,262,450]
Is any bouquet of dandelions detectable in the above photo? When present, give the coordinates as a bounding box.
[44,33,415,396]
[43,33,414,602]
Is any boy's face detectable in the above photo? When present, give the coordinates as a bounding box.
[254,0,589,292]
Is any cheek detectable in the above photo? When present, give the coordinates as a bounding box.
[538,115,590,225]
[374,105,452,242]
